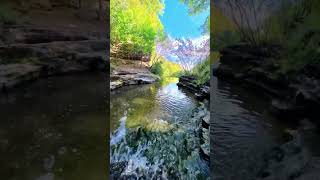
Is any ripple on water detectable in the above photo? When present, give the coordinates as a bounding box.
[211,77,283,179]
[110,82,209,179]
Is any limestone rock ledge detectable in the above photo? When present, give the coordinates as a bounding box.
[110,70,159,90]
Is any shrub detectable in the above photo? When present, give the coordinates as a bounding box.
[150,61,163,77]
[178,58,210,86]
[150,56,182,78]
[192,58,210,85]
[271,0,320,72]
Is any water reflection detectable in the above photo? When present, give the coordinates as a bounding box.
[211,76,286,179]
[0,73,107,180]
[110,78,209,179]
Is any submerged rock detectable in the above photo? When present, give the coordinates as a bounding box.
[110,162,127,180]
[176,76,210,160]
[110,103,210,179]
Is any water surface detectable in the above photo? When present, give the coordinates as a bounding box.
[110,78,209,179]
[210,76,286,180]
[0,73,107,180]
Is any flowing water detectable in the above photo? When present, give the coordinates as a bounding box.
[210,76,289,180]
[110,78,209,179]
[0,73,107,180]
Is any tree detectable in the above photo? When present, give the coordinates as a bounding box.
[180,0,210,33]
[216,0,313,45]
[180,0,209,15]
[110,0,164,55]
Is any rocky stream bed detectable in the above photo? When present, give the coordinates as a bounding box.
[110,77,210,179]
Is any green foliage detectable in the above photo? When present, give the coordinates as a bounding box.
[212,0,320,73]
[110,0,164,54]
[211,6,235,35]
[211,7,239,51]
[151,61,163,76]
[211,31,240,51]
[0,56,40,65]
[0,3,17,25]
[280,30,320,73]
[179,58,210,86]
[151,57,182,78]
[179,0,209,15]
[191,58,210,85]
[210,51,221,64]
[266,0,320,72]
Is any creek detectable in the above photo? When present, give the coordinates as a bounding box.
[0,73,107,180]
[210,76,286,179]
[110,78,209,179]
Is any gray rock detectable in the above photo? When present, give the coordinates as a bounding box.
[0,64,41,89]
[110,72,159,91]
[0,26,108,90]
[215,43,320,124]
[177,75,210,100]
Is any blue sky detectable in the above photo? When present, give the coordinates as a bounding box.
[160,0,209,38]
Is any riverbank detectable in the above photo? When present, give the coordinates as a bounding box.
[110,60,160,91]
[0,25,108,91]
[177,75,210,161]
[213,44,320,179]
[177,75,210,100]
[110,58,160,90]
[0,1,108,92]
[213,44,320,125]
